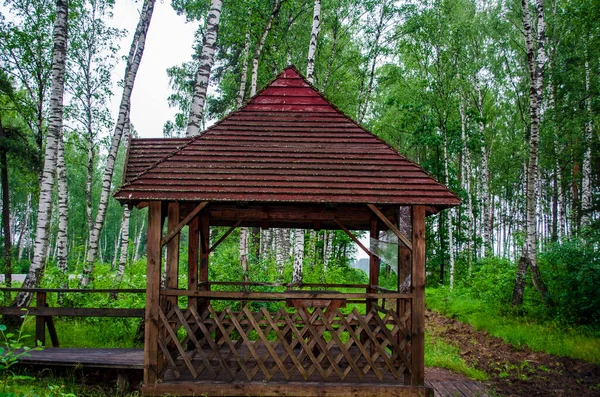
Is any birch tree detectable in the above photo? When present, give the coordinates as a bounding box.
[186,0,223,136]
[306,0,321,84]
[581,51,593,227]
[55,135,68,287]
[292,229,304,284]
[250,0,283,96]
[512,0,548,306]
[16,0,69,307]
[81,0,156,285]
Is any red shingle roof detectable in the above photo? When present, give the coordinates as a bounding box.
[114,66,460,210]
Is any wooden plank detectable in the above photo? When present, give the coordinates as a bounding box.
[144,201,162,384]
[368,204,412,250]
[142,380,433,397]
[199,213,210,315]
[17,348,144,370]
[208,281,368,289]
[0,288,145,293]
[333,218,372,257]
[161,201,208,247]
[36,292,46,346]
[0,307,144,317]
[411,205,426,386]
[187,216,199,310]
[160,290,412,300]
[46,316,59,347]
[209,220,243,253]
[166,202,180,298]
[398,208,412,385]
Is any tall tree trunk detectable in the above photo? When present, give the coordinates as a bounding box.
[443,126,455,289]
[307,230,316,269]
[133,216,145,263]
[305,0,321,84]
[239,227,249,282]
[275,228,285,275]
[85,116,94,252]
[321,16,339,92]
[460,99,474,274]
[16,194,31,261]
[115,206,130,284]
[16,0,68,308]
[81,0,155,286]
[476,81,492,254]
[581,53,593,227]
[512,0,548,306]
[292,229,304,284]
[250,0,282,97]
[323,230,332,271]
[0,119,12,302]
[186,0,223,136]
[237,16,252,108]
[56,135,69,288]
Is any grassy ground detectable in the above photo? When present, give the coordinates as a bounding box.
[426,287,600,364]
[424,334,488,380]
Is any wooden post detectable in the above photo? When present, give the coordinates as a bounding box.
[199,213,210,315]
[411,205,426,386]
[398,207,412,384]
[188,216,199,310]
[166,202,180,305]
[144,201,162,384]
[36,291,46,346]
[368,218,380,305]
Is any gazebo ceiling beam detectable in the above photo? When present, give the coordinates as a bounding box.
[367,204,412,251]
[333,218,373,258]
[161,201,209,247]
[209,220,243,253]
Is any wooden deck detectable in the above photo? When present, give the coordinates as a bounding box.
[17,348,488,396]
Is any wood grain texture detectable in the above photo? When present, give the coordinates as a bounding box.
[411,206,426,386]
[144,201,161,384]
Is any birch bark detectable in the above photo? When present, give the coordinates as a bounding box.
[475,80,492,254]
[250,0,282,97]
[17,0,68,307]
[512,0,548,305]
[186,0,223,136]
[581,54,593,226]
[460,99,474,274]
[237,20,251,108]
[56,135,69,287]
[81,0,155,286]
[292,229,304,284]
[306,0,321,84]
[443,126,455,289]
[0,119,11,299]
[239,227,249,282]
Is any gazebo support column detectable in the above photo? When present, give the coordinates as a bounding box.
[166,202,180,306]
[199,213,210,314]
[411,205,426,386]
[398,208,412,385]
[367,218,380,313]
[144,201,162,384]
[188,216,199,310]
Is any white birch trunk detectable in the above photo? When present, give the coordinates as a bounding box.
[56,135,69,284]
[239,227,249,282]
[186,0,222,136]
[476,81,492,254]
[308,230,316,269]
[275,229,285,275]
[261,229,271,261]
[305,0,321,84]
[237,21,251,108]
[85,124,94,251]
[443,128,455,289]
[323,230,332,270]
[250,0,281,97]
[115,206,130,283]
[581,55,593,226]
[292,229,304,284]
[513,0,548,305]
[81,0,155,286]
[460,99,474,274]
[133,216,145,263]
[16,194,31,261]
[17,0,68,307]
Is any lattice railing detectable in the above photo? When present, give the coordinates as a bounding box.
[156,299,412,383]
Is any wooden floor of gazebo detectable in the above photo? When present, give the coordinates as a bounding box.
[18,348,488,396]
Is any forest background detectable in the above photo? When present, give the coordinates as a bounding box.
[0,0,599,341]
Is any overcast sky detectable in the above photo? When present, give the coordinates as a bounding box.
[109,0,198,138]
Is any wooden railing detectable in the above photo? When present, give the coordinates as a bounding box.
[0,288,146,347]
[156,288,412,383]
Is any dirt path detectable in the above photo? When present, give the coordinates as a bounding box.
[426,309,600,396]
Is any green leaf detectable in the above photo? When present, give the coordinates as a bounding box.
[0,325,6,332]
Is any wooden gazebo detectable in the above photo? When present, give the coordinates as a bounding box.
[114,66,459,396]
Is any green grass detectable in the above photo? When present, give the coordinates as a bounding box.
[427,287,600,364]
[425,335,489,380]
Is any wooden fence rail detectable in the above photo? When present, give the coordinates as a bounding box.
[0,288,146,347]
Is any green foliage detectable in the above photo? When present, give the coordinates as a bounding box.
[468,257,516,307]
[0,314,42,393]
[539,233,600,326]
[427,288,600,364]
[425,335,488,381]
